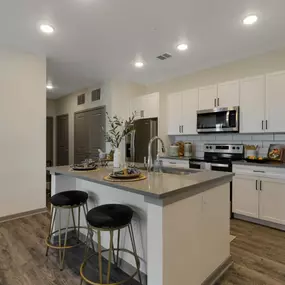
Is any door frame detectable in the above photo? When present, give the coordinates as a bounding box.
[46,116,54,166]
[56,114,69,166]
[74,106,106,161]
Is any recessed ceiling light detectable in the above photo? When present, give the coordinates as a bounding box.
[40,24,55,34]
[177,43,188,51]
[46,84,53,90]
[134,61,144,68]
[243,15,258,25]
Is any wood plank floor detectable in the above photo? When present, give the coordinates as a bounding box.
[1,213,285,285]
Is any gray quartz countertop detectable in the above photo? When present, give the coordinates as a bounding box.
[232,160,285,169]
[48,166,233,200]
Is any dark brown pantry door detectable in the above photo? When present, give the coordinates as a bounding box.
[46,117,53,165]
[74,111,90,164]
[56,114,69,166]
[74,106,106,164]
[89,107,106,159]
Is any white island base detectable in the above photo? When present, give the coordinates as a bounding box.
[51,168,232,285]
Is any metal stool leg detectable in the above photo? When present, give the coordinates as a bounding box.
[97,230,103,284]
[46,206,57,256]
[107,230,114,283]
[128,224,143,285]
[59,208,71,271]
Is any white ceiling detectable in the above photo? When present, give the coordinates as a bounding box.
[1,0,285,99]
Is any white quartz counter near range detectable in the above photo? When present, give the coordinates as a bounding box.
[49,166,233,285]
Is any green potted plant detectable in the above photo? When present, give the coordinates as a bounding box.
[103,112,135,168]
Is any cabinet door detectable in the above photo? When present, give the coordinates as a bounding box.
[240,76,265,133]
[217,80,239,108]
[130,97,143,119]
[142,92,159,119]
[233,175,259,218]
[266,71,285,132]
[259,178,285,225]
[198,85,217,110]
[182,89,198,134]
[167,93,182,135]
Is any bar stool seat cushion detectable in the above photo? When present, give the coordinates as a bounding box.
[51,190,88,207]
[87,204,133,229]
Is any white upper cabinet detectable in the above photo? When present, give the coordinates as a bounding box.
[266,71,285,133]
[198,85,217,110]
[130,92,159,119]
[167,92,182,135]
[167,89,198,135]
[217,80,239,108]
[240,76,265,133]
[182,89,199,134]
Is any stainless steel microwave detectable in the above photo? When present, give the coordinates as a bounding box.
[197,106,239,133]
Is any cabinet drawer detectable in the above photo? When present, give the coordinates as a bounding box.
[161,158,189,168]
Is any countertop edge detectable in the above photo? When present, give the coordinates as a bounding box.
[232,161,285,169]
[48,168,234,200]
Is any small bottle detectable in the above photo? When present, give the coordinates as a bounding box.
[153,153,163,173]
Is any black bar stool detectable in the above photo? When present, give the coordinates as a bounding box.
[46,190,93,270]
[80,204,142,285]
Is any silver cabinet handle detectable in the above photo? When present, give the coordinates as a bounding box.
[266,120,268,130]
[169,161,177,164]
[182,125,183,133]
[260,180,262,191]
[262,121,264,130]
[217,98,220,106]
[256,180,258,190]
[253,170,265,173]
[214,98,217,107]
[179,125,181,133]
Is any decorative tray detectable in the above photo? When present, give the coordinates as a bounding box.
[245,158,269,164]
[71,164,97,171]
[109,172,141,179]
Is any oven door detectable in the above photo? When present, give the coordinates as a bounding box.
[197,106,239,133]
[210,163,231,172]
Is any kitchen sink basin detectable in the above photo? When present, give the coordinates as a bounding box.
[136,165,200,175]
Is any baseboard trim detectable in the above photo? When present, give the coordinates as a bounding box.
[234,214,285,231]
[0,207,48,224]
[202,256,233,285]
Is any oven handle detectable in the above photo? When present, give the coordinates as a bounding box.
[210,163,229,168]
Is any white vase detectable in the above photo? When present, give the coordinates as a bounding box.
[113,148,121,168]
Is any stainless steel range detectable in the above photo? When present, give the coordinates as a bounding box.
[189,143,244,217]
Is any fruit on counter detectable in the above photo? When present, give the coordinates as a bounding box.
[114,167,140,176]
[245,145,258,150]
[247,156,257,160]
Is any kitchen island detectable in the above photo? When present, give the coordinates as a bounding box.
[49,166,233,285]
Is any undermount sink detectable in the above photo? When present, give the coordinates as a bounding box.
[136,165,199,175]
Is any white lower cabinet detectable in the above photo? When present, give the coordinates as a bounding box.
[233,167,285,226]
[259,178,285,225]
[233,175,259,218]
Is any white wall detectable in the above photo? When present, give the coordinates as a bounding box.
[0,49,46,218]
[146,47,285,147]
[55,80,146,164]
[46,99,56,165]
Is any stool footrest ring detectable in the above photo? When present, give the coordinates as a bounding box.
[80,248,140,285]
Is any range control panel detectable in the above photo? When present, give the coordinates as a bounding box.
[204,144,244,154]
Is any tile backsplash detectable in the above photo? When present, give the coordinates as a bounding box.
[171,133,285,158]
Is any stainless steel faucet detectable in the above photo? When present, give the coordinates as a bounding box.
[147,136,166,172]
